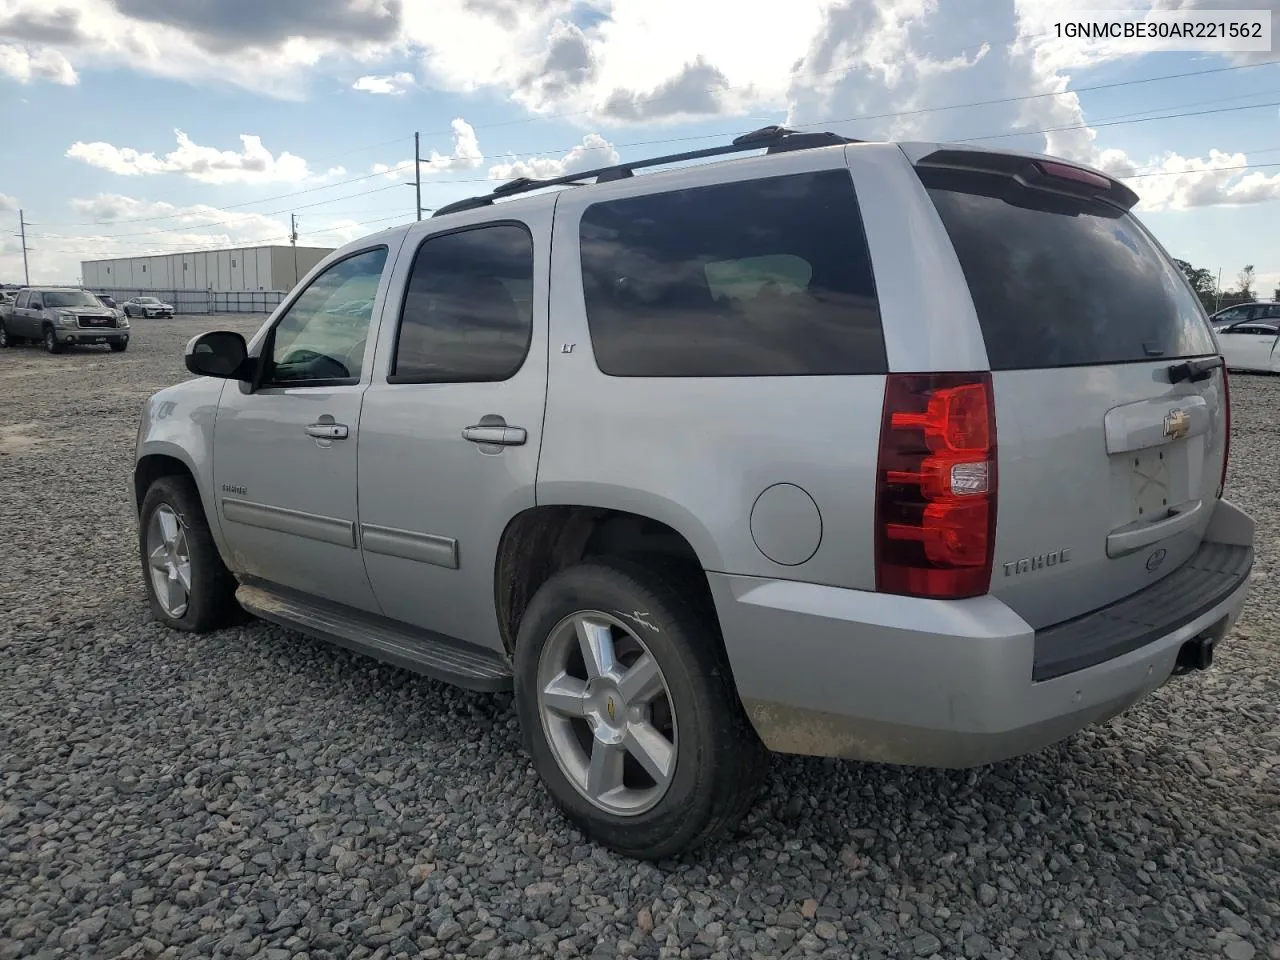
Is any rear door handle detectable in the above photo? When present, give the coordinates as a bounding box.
[305,422,349,440]
[462,424,527,446]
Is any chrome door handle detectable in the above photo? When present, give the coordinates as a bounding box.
[462,424,527,446]
[305,422,348,440]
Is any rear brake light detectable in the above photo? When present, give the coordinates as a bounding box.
[875,373,997,599]
[1035,160,1111,190]
[1218,366,1231,498]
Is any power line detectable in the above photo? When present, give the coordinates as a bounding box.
[34,56,1280,230]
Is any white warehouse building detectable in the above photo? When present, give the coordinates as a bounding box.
[81,245,334,294]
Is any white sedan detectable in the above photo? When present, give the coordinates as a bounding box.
[1216,318,1280,373]
[123,296,174,319]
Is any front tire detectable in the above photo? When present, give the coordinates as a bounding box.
[110,341,128,353]
[514,558,768,860]
[139,474,240,633]
[44,328,62,354]
[0,323,15,348]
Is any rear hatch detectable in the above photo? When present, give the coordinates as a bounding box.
[911,147,1227,629]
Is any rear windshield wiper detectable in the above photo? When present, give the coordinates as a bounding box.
[1167,356,1224,384]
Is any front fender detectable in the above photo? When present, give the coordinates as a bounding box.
[134,377,232,563]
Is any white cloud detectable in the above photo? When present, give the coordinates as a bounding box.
[1125,151,1280,210]
[0,42,78,84]
[488,133,620,180]
[0,193,17,214]
[64,130,338,185]
[372,117,483,179]
[352,71,415,94]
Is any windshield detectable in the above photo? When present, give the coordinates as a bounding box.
[45,290,104,308]
[137,297,159,304]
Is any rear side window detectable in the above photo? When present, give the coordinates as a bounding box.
[578,170,886,377]
[390,223,534,384]
[919,167,1216,370]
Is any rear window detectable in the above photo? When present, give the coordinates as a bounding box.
[578,170,886,377]
[919,167,1216,370]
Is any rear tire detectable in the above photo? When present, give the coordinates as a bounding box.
[43,327,62,354]
[513,557,768,860]
[139,474,241,633]
[0,323,15,348]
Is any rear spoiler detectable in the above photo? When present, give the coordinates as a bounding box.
[913,147,1140,211]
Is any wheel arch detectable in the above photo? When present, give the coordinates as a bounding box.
[493,503,726,665]
[134,445,234,569]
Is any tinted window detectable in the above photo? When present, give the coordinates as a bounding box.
[578,170,885,377]
[268,246,387,384]
[919,167,1216,370]
[390,224,534,383]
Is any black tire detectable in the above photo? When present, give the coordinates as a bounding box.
[513,557,769,860]
[110,341,128,353]
[138,474,241,633]
[0,323,15,348]
[43,327,62,354]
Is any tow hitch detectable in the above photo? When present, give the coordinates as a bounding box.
[1173,635,1217,675]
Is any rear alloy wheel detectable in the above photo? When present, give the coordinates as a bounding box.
[514,558,768,860]
[44,328,62,354]
[139,474,241,632]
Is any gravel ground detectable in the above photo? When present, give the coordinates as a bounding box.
[1,316,1277,960]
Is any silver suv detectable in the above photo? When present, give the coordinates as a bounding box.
[1,286,131,353]
[132,126,1254,860]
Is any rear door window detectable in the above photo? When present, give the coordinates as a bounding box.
[918,167,1216,370]
[578,170,885,377]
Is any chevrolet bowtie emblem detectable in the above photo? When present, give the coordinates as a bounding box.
[606,697,616,721]
[1163,408,1189,441]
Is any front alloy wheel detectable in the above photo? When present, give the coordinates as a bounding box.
[138,474,241,633]
[145,503,192,618]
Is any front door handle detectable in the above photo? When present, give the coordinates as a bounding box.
[462,424,527,446]
[305,422,349,440]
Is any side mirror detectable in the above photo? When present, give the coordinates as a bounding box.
[185,331,251,380]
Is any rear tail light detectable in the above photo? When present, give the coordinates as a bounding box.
[1218,366,1231,498]
[875,372,997,599]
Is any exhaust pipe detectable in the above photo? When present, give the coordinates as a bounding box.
[1173,635,1217,675]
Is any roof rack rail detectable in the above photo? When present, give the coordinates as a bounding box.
[431,124,859,217]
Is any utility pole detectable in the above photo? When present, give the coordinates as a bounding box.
[290,214,299,286]
[19,208,30,285]
[414,131,422,221]
[1215,267,1223,313]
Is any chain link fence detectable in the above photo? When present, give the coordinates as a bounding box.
[88,288,287,315]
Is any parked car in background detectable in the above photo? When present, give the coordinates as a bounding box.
[123,296,174,319]
[1209,301,1280,331]
[1216,318,1280,373]
[133,127,1253,860]
[0,287,130,353]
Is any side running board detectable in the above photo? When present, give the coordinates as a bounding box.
[235,582,513,692]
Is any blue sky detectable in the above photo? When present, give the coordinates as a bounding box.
[1,0,1278,296]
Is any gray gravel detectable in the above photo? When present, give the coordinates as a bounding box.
[1,316,1277,960]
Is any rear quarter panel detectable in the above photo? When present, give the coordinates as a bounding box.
[539,144,966,589]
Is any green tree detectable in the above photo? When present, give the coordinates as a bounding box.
[1174,258,1218,312]
[1236,264,1256,300]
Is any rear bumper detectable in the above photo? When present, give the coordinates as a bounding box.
[710,498,1254,769]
